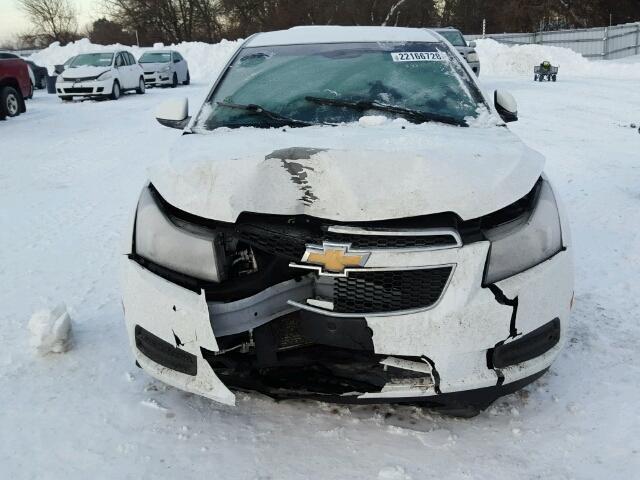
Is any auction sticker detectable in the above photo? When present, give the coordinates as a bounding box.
[391,52,446,62]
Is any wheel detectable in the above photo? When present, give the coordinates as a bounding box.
[534,74,538,81]
[110,81,121,100]
[60,96,73,101]
[39,76,47,89]
[183,70,190,85]
[136,77,145,94]
[552,74,557,82]
[1,86,22,117]
[171,73,178,88]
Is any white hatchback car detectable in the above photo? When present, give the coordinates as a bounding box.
[56,51,145,101]
[122,26,573,416]
[138,50,190,88]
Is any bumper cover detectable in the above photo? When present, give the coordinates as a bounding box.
[122,241,573,408]
[56,79,113,97]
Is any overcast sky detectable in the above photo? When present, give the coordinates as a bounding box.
[0,0,99,42]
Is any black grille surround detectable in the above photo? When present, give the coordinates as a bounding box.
[333,267,453,314]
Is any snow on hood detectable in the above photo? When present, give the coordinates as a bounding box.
[149,119,544,223]
[62,65,110,79]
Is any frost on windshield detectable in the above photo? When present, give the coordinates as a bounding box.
[196,42,485,130]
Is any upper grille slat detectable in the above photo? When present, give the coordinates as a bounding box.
[325,233,457,250]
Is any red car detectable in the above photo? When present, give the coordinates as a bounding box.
[0,58,30,119]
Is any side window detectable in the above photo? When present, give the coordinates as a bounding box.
[174,52,182,62]
[115,53,124,67]
[128,53,136,65]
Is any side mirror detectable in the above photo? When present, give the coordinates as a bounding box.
[155,97,190,129]
[494,90,518,123]
[173,58,180,63]
[468,40,477,48]
[54,64,65,75]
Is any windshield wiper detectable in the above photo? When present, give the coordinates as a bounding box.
[305,96,467,127]
[216,102,321,127]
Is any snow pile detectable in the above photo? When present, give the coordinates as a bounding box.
[475,38,640,78]
[30,38,242,81]
[28,304,72,355]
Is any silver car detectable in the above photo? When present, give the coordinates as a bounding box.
[138,50,190,87]
[433,28,480,75]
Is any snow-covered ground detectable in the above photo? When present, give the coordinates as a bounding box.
[2,40,640,479]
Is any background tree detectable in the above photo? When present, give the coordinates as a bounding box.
[16,0,79,44]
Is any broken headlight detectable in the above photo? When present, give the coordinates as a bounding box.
[134,187,225,282]
[483,179,563,284]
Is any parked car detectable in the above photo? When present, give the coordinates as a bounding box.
[0,51,33,98]
[138,50,190,87]
[0,57,30,119]
[24,59,48,89]
[122,26,572,416]
[433,27,480,75]
[56,51,145,101]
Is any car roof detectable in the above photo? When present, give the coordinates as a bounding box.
[246,26,440,47]
[142,50,174,54]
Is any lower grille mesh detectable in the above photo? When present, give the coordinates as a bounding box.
[333,267,452,314]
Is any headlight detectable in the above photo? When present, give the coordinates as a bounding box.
[97,71,112,80]
[483,180,563,284]
[160,65,170,73]
[466,52,479,63]
[134,187,225,282]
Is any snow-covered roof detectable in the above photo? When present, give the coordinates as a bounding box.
[246,26,440,47]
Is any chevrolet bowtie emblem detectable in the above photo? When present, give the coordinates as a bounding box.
[301,243,370,274]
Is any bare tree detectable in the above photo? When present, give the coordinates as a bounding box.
[17,0,79,44]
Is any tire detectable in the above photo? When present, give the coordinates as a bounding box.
[183,70,190,85]
[552,74,557,82]
[1,86,22,117]
[171,73,178,88]
[136,77,145,94]
[110,80,121,100]
[534,75,538,81]
[39,76,47,89]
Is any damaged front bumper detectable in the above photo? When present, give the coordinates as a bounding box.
[122,236,573,410]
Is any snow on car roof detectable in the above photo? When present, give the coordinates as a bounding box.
[246,26,440,47]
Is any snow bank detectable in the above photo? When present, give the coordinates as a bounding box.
[475,38,640,78]
[28,304,72,355]
[30,38,242,81]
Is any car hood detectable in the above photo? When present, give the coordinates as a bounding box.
[62,66,110,79]
[149,118,544,223]
[140,62,169,73]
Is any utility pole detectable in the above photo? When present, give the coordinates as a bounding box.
[482,18,486,38]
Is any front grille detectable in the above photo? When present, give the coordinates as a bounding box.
[236,228,458,261]
[333,267,452,314]
[63,87,93,94]
[237,227,308,260]
[325,233,457,250]
[63,76,96,82]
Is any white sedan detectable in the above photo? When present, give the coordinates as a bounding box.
[56,51,145,101]
[122,26,573,416]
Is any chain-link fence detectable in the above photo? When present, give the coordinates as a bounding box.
[466,22,640,60]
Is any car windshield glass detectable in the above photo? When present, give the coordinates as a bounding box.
[196,42,484,130]
[437,31,467,47]
[139,52,171,63]
[70,53,113,67]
